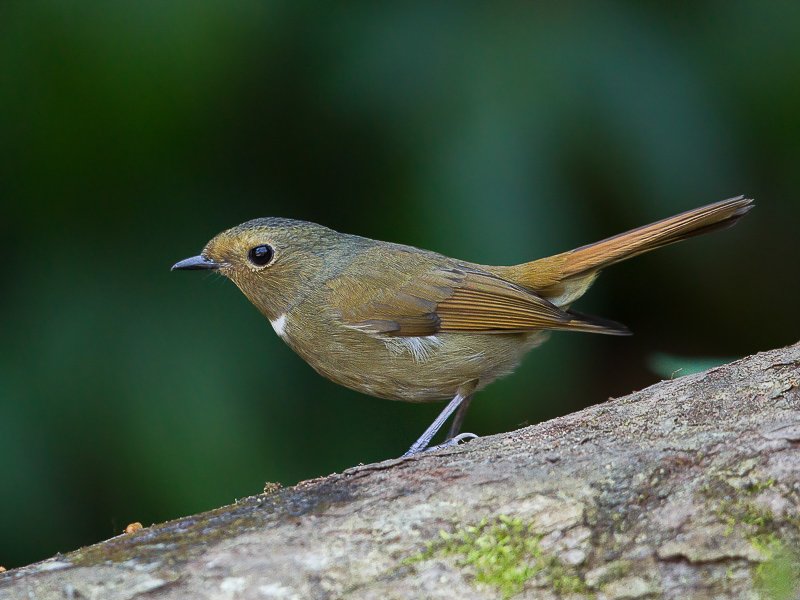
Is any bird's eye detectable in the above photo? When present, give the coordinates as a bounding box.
[247,244,274,267]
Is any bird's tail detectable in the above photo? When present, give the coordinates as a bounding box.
[557,196,753,279]
[496,196,753,313]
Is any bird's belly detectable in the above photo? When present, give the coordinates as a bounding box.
[280,313,548,402]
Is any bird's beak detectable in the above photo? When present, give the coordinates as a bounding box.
[171,255,221,271]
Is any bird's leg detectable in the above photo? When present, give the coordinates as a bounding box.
[446,394,473,440]
[403,392,476,457]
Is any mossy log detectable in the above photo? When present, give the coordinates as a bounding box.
[2,342,800,599]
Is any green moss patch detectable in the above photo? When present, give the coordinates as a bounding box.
[753,538,800,600]
[406,515,588,598]
[712,479,800,600]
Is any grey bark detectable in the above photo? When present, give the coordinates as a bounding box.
[2,342,800,600]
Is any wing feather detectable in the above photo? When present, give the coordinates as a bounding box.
[331,261,624,337]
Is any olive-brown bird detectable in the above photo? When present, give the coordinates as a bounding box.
[173,196,752,456]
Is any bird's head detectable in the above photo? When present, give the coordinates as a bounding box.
[172,218,345,320]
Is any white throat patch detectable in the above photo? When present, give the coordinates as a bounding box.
[270,314,287,338]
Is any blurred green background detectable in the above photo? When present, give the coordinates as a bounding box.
[2,1,799,569]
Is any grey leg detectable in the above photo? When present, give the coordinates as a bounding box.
[403,392,476,457]
[446,394,473,440]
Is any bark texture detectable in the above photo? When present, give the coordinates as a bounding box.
[3,343,800,600]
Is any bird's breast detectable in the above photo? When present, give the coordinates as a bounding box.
[271,307,547,402]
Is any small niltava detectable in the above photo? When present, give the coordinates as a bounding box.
[173,197,752,456]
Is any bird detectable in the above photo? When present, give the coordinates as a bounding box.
[172,196,752,456]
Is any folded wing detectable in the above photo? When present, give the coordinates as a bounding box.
[331,263,629,337]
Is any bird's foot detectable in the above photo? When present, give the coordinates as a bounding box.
[431,432,478,451]
[403,433,478,457]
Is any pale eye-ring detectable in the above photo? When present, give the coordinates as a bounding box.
[247,244,274,266]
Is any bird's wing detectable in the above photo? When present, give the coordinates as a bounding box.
[327,256,626,337]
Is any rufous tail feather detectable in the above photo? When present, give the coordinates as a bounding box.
[494,196,753,332]
[560,196,753,279]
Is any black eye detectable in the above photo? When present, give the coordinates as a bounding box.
[247,244,274,266]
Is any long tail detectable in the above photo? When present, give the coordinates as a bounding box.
[495,196,753,327]
[559,196,753,279]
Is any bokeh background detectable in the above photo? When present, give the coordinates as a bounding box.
[2,1,799,569]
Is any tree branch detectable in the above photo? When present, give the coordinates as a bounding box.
[3,342,800,599]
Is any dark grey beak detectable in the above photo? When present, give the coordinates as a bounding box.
[171,255,220,271]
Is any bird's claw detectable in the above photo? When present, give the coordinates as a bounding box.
[433,432,478,450]
[403,433,478,457]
